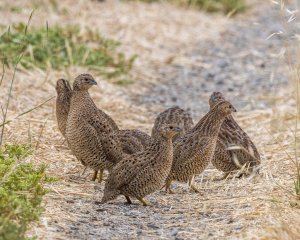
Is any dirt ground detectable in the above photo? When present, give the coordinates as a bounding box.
[1,0,300,239]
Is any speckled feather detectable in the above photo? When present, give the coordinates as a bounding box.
[55,79,72,137]
[118,129,152,154]
[101,124,181,204]
[166,101,236,190]
[152,106,193,141]
[209,92,261,174]
[55,77,150,155]
[65,74,123,173]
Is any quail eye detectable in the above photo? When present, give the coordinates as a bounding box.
[169,126,173,129]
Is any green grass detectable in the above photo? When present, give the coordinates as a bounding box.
[136,0,245,15]
[0,144,54,240]
[0,23,136,82]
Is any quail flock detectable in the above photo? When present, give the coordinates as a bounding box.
[55,74,261,206]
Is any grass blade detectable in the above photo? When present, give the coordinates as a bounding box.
[24,10,34,35]
[0,96,55,128]
[0,60,4,87]
[0,54,23,146]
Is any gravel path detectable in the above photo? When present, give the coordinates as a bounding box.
[130,2,290,117]
[41,168,266,240]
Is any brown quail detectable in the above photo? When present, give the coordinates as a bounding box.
[209,92,261,179]
[55,79,72,137]
[101,124,181,206]
[152,106,193,141]
[165,100,236,193]
[65,74,124,183]
[92,129,152,181]
[55,76,152,181]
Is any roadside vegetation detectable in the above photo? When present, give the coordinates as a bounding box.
[135,0,245,15]
[0,15,58,239]
[0,144,55,240]
[0,23,136,84]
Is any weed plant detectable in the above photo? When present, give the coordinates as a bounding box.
[135,0,245,15]
[0,24,136,81]
[0,144,55,240]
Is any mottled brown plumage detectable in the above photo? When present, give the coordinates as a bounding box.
[152,106,193,141]
[118,129,152,154]
[101,124,181,206]
[165,101,236,193]
[55,76,152,181]
[92,129,152,181]
[55,79,72,137]
[54,78,150,152]
[65,74,124,183]
[209,92,261,179]
[100,109,119,132]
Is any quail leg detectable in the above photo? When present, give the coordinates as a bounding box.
[237,172,245,178]
[190,184,200,193]
[215,172,230,181]
[165,180,175,194]
[188,175,193,186]
[124,196,132,204]
[98,169,104,183]
[188,176,200,193]
[92,170,98,181]
[137,197,150,206]
[167,188,175,194]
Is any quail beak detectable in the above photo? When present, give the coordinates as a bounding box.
[232,107,237,112]
[211,94,217,101]
[90,79,98,85]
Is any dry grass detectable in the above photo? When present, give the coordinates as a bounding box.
[0,0,299,239]
[134,0,246,15]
